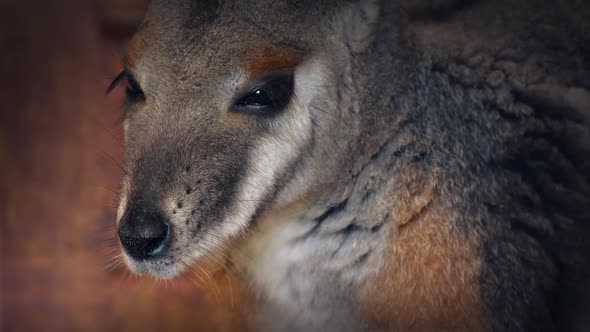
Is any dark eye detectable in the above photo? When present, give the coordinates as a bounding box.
[107,70,146,104]
[232,73,294,113]
[124,75,145,103]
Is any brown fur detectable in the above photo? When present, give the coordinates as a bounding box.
[125,29,147,68]
[361,183,487,331]
[246,47,304,79]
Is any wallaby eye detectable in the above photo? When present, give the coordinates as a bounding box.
[124,74,146,103]
[107,70,146,104]
[232,72,294,113]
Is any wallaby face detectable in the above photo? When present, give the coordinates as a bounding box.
[114,0,590,331]
[114,0,379,278]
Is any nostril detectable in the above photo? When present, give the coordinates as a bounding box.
[118,209,171,260]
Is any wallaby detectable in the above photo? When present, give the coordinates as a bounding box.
[111,0,590,331]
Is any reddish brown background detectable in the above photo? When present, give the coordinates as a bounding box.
[0,1,245,331]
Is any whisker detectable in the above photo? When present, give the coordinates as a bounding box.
[197,265,223,305]
[93,145,128,175]
[98,185,121,195]
[99,122,125,150]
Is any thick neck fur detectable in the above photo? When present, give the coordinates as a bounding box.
[232,1,590,331]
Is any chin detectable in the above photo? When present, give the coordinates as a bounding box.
[122,254,192,280]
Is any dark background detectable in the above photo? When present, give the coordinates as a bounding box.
[0,1,245,331]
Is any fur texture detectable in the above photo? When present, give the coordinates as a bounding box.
[116,0,590,331]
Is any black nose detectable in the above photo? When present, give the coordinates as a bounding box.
[118,208,170,260]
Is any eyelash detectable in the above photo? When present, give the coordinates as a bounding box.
[107,70,146,104]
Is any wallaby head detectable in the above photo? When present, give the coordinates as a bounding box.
[114,0,389,278]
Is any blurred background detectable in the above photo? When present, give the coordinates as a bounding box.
[0,1,245,331]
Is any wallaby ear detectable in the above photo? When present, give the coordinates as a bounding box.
[335,0,381,54]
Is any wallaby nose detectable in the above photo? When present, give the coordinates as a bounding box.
[118,208,170,260]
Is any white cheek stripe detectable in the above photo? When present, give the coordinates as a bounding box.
[217,60,324,239]
[220,110,311,238]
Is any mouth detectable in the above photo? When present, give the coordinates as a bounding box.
[122,254,190,279]
[122,240,236,281]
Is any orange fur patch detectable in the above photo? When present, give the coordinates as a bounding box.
[246,48,303,79]
[126,32,147,68]
[360,182,489,331]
